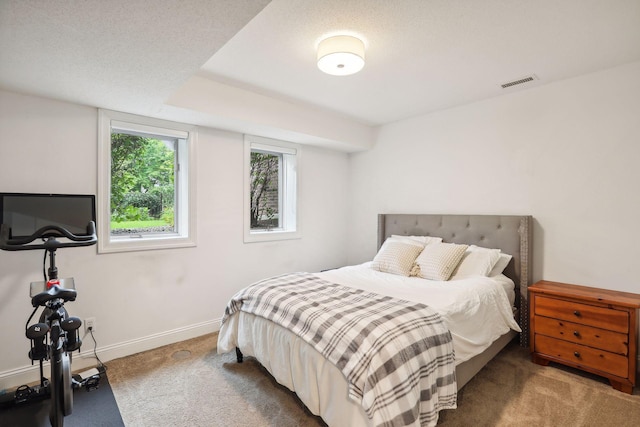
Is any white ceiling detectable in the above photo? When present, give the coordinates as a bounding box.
[2,0,640,146]
[200,0,640,125]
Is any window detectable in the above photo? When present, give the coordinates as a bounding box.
[98,110,197,253]
[244,135,300,242]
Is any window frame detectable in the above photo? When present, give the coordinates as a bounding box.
[98,109,197,253]
[244,135,300,243]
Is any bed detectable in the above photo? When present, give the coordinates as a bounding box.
[218,214,533,426]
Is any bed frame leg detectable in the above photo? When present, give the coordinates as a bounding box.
[235,347,244,363]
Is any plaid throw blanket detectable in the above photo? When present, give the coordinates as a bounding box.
[222,272,457,426]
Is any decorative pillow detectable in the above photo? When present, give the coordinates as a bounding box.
[450,245,502,280]
[415,242,469,281]
[389,235,443,277]
[371,240,424,277]
[488,253,513,276]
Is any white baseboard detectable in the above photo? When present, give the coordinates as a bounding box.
[0,318,221,392]
[3,322,638,392]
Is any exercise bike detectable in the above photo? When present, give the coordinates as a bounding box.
[0,221,97,427]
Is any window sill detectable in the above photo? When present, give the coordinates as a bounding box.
[98,234,196,253]
[243,229,301,243]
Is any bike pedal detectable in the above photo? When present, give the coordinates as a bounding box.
[14,385,33,403]
[85,375,100,391]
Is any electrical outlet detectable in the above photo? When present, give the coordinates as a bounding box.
[85,317,96,333]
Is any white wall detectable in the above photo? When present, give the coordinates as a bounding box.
[3,59,639,390]
[0,90,350,389]
[348,60,640,293]
[348,61,640,371]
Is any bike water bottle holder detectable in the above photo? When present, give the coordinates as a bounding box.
[26,323,50,361]
[61,317,82,352]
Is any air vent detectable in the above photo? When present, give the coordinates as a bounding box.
[501,75,537,89]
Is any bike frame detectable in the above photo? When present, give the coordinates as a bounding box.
[1,222,97,427]
[24,247,76,427]
[41,296,73,425]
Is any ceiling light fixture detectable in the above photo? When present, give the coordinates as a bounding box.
[317,35,365,76]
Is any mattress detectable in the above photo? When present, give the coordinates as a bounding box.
[218,265,521,426]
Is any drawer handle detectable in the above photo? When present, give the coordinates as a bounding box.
[573,331,580,338]
[573,310,581,317]
[574,351,581,358]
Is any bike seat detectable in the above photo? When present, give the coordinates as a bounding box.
[31,285,77,307]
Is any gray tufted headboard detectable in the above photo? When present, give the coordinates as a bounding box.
[377,214,533,347]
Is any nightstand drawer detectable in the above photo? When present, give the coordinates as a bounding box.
[534,315,629,355]
[534,295,628,333]
[535,334,628,378]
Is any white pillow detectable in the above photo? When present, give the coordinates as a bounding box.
[450,245,502,280]
[371,239,424,277]
[414,242,468,281]
[489,253,513,276]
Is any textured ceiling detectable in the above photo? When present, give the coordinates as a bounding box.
[0,0,271,117]
[1,0,640,141]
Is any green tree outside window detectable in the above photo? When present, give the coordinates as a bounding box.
[110,133,175,233]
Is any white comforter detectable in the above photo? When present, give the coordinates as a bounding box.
[316,263,521,364]
[218,264,521,427]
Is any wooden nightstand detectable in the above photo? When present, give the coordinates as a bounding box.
[529,280,640,394]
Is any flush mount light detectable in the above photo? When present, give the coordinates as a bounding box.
[317,35,365,76]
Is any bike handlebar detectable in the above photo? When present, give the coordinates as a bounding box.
[0,221,97,251]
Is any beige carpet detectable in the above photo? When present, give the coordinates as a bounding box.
[107,333,640,426]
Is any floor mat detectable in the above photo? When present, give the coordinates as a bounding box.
[0,373,124,427]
